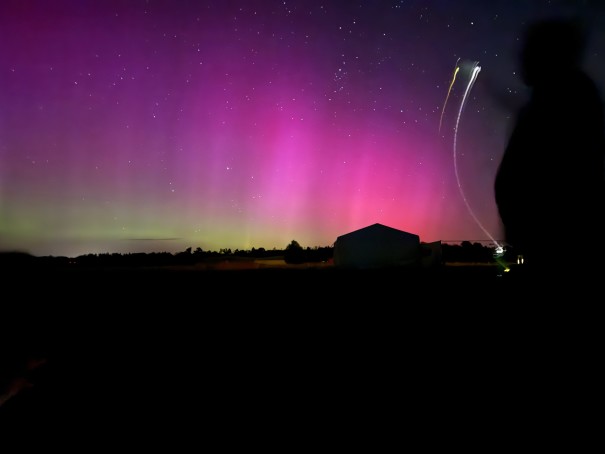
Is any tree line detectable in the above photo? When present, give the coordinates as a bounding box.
[0,240,505,267]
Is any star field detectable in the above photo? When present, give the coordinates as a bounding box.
[1,0,604,257]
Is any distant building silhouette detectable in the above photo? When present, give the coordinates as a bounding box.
[333,223,442,269]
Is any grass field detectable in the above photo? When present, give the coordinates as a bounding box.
[2,258,598,448]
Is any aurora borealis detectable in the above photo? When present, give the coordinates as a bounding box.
[2,0,604,257]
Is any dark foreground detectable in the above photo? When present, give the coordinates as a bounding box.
[1,264,600,448]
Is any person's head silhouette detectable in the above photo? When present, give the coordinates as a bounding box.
[519,18,587,87]
[495,16,605,280]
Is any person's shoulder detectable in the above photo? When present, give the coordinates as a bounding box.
[574,70,602,97]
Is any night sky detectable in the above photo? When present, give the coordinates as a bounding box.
[2,0,604,257]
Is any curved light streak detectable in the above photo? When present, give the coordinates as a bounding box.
[450,60,504,251]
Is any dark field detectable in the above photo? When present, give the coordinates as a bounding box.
[1,263,599,448]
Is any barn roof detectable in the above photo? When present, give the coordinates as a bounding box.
[336,223,419,242]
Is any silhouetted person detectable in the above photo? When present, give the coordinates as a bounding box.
[494,18,605,278]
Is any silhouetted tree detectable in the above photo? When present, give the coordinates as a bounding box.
[442,242,497,263]
[284,240,305,264]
